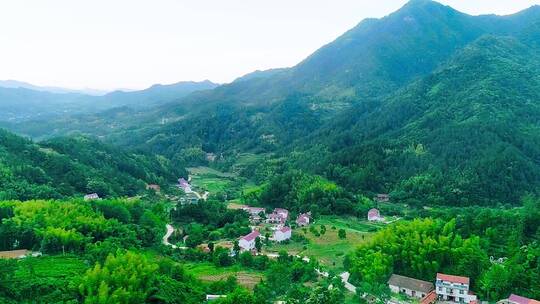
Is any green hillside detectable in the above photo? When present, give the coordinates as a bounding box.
[0,129,184,200]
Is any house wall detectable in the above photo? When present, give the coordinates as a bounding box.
[390,285,428,299]
[273,230,291,242]
[436,281,476,303]
[239,239,254,251]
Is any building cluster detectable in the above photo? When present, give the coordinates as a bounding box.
[238,206,311,252]
[388,273,538,304]
[389,273,477,304]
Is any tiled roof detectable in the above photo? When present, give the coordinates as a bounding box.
[436,273,469,285]
[509,294,540,304]
[241,230,260,242]
[280,226,291,233]
[420,290,437,304]
[388,274,434,293]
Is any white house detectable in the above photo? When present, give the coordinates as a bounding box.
[267,208,289,224]
[84,193,99,201]
[238,230,260,251]
[388,274,434,299]
[272,226,292,242]
[367,208,384,221]
[435,273,477,303]
[296,213,311,226]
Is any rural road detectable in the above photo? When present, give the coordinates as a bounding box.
[162,224,187,250]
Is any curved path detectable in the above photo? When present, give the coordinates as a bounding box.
[162,224,187,250]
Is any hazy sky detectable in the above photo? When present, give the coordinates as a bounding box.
[1,0,539,90]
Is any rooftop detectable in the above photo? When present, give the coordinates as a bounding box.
[509,294,540,304]
[241,230,260,242]
[436,273,470,285]
[388,274,434,293]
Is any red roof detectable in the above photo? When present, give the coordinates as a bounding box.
[279,226,291,233]
[241,230,260,242]
[436,273,469,285]
[420,291,437,304]
[509,294,540,304]
[297,213,310,223]
[368,208,380,217]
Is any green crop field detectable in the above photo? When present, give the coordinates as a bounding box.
[184,262,264,290]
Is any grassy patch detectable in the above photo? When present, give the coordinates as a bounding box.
[13,255,88,280]
[265,216,378,271]
[184,262,264,290]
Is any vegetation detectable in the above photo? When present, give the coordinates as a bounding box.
[0,131,184,200]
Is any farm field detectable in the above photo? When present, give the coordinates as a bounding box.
[184,262,264,290]
[187,166,236,194]
[266,216,383,271]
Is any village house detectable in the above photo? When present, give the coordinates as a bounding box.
[498,294,540,304]
[375,193,390,202]
[146,184,160,192]
[180,192,199,205]
[241,206,266,224]
[367,208,384,221]
[84,193,99,201]
[243,206,266,216]
[388,274,434,299]
[178,178,192,193]
[296,213,311,227]
[272,226,292,242]
[421,291,438,304]
[266,208,289,224]
[435,273,477,303]
[238,230,260,251]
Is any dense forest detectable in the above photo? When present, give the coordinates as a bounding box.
[0,130,184,200]
[7,0,540,207]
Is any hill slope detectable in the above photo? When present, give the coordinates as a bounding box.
[0,129,184,200]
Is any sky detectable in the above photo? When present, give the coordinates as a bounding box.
[0,0,539,91]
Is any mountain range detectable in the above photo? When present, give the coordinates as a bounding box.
[3,0,540,206]
[0,80,218,122]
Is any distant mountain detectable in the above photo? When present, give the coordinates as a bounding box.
[99,80,219,108]
[0,80,109,96]
[0,80,219,122]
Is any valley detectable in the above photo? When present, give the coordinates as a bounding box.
[1,0,540,303]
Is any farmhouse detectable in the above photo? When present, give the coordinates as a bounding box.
[178,178,192,193]
[498,294,540,304]
[272,226,292,242]
[146,184,160,192]
[238,230,260,251]
[180,192,199,205]
[367,208,384,221]
[243,206,266,216]
[296,213,311,226]
[375,193,390,202]
[267,208,289,224]
[388,274,434,299]
[435,273,477,303]
[84,193,99,201]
